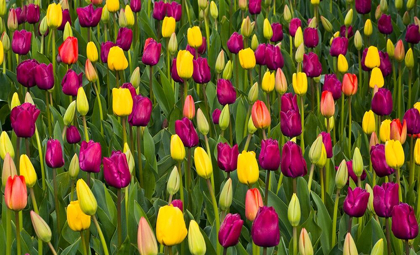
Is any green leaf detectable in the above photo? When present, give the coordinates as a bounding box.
[311,191,332,254]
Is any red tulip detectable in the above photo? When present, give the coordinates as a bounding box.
[59,37,78,65]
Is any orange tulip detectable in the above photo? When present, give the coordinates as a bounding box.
[183,95,195,119]
[245,188,263,221]
[59,36,78,65]
[251,100,271,129]
[342,73,358,96]
[321,91,335,118]
[390,119,407,144]
[4,175,27,211]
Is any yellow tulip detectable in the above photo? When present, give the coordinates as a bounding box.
[170,135,186,161]
[364,46,381,69]
[76,179,98,216]
[156,205,187,246]
[385,140,405,168]
[379,119,391,142]
[237,150,259,185]
[112,88,133,116]
[11,92,21,110]
[262,71,275,93]
[263,19,273,40]
[0,41,4,65]
[47,3,63,28]
[405,48,414,69]
[108,46,128,71]
[162,17,176,38]
[187,26,203,48]
[194,147,213,179]
[364,19,373,36]
[238,48,256,69]
[76,87,89,116]
[20,154,37,188]
[414,102,420,113]
[188,220,206,255]
[125,5,135,26]
[0,131,14,159]
[369,67,384,88]
[87,42,98,62]
[386,39,394,58]
[337,54,348,73]
[176,50,194,79]
[414,139,420,165]
[294,27,303,47]
[67,200,91,232]
[292,72,308,95]
[106,0,120,12]
[362,110,376,135]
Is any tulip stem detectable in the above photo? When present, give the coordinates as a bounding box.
[35,127,46,190]
[70,180,75,201]
[117,189,122,247]
[408,69,412,111]
[348,96,352,156]
[244,133,252,151]
[93,216,110,255]
[340,96,344,142]
[166,38,170,84]
[320,167,324,203]
[396,167,402,201]
[223,248,227,255]
[347,216,352,233]
[300,95,305,153]
[263,247,267,255]
[15,211,21,255]
[307,164,315,191]
[80,231,87,255]
[264,170,270,205]
[137,127,143,186]
[82,115,89,142]
[203,11,210,55]
[204,135,215,193]
[52,29,56,89]
[47,242,57,255]
[53,168,62,235]
[235,54,239,90]
[30,188,39,213]
[398,64,402,119]
[331,189,340,247]
[177,162,185,207]
[16,137,20,173]
[6,207,11,255]
[46,92,52,135]
[385,218,392,255]
[358,50,362,91]
[94,80,104,136]
[405,240,410,255]
[122,116,127,145]
[276,173,284,194]
[206,178,221,254]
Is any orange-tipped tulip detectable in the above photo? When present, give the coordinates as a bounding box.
[183,95,195,119]
[5,175,27,211]
[251,100,271,129]
[138,217,158,255]
[320,91,335,118]
[342,73,358,96]
[390,119,407,144]
[394,40,405,62]
[245,188,263,221]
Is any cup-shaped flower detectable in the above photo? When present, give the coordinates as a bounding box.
[12,29,31,55]
[79,140,102,173]
[281,141,307,178]
[116,27,133,51]
[10,103,40,138]
[59,36,78,65]
[251,206,280,247]
[46,139,64,169]
[237,151,259,185]
[370,144,394,177]
[108,46,128,71]
[342,73,358,96]
[238,48,256,69]
[176,50,194,79]
[77,4,102,27]
[67,200,91,232]
[217,143,239,172]
[252,100,271,129]
[227,32,244,54]
[392,203,418,240]
[46,3,62,28]
[362,110,376,135]
[16,59,38,88]
[373,182,399,218]
[343,187,370,217]
[259,139,280,170]
[292,72,308,95]
[194,147,213,179]
[5,175,27,211]
[103,151,131,189]
[129,95,152,127]
[156,205,187,246]
[62,69,83,96]
[218,213,244,247]
[175,117,199,148]
[112,87,133,116]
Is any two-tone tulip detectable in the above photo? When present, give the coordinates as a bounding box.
[59,37,78,65]
[252,100,271,129]
[5,175,27,211]
[137,217,158,255]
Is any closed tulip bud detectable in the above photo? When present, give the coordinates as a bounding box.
[317,16,331,33]
[385,140,404,168]
[76,87,89,116]
[107,0,119,12]
[394,40,405,62]
[407,0,415,9]
[86,42,98,63]
[337,54,348,73]
[219,178,232,211]
[363,183,375,214]
[241,17,255,38]
[1,32,10,52]
[0,41,3,65]
[76,179,97,215]
[2,154,16,187]
[194,109,209,135]
[84,59,97,82]
[342,73,358,96]
[30,211,52,242]
[47,3,63,28]
[295,43,304,63]
[62,22,72,40]
[239,0,247,10]
[11,92,21,110]
[210,1,218,19]
[248,82,259,103]
[167,166,180,195]
[63,101,76,126]
[219,104,230,131]
[364,19,372,36]
[294,27,303,47]
[321,91,335,118]
[343,233,358,255]
[248,116,258,134]
[380,0,388,12]
[0,0,5,16]
[122,144,135,175]
[168,33,178,56]
[219,214,244,247]
[292,72,308,95]
[252,100,271,129]
[137,217,158,255]
[299,228,313,255]
[405,48,414,69]
[215,50,225,74]
[188,220,206,255]
[128,67,141,89]
[170,135,185,161]
[371,239,384,255]
[5,175,27,211]
[222,60,233,80]
[20,154,37,188]
[374,5,382,20]
[245,188,263,221]
[309,136,324,164]
[283,5,291,22]
[194,147,213,179]
[352,147,363,177]
[24,92,34,105]
[68,154,79,180]
[237,151,259,185]
[0,131,14,159]
[394,0,403,8]
[263,19,273,40]
[336,160,348,189]
[344,9,353,26]
[176,50,194,79]
[251,34,259,50]
[156,205,187,246]
[183,95,195,119]
[403,11,410,25]
[262,71,275,92]
[101,4,110,21]
[370,132,379,148]
[238,48,256,69]
[354,30,363,50]
[386,39,394,59]
[288,193,301,227]
[362,110,375,134]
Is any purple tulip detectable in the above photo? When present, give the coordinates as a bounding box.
[175,117,199,148]
[340,25,354,38]
[25,4,40,24]
[378,14,393,35]
[303,27,319,48]
[219,213,244,248]
[303,52,322,78]
[392,203,419,240]
[142,38,161,66]
[171,199,183,211]
[129,95,153,127]
[217,79,236,105]
[360,48,371,71]
[100,41,116,63]
[12,30,32,55]
[343,187,370,217]
[193,57,211,84]
[371,88,393,116]
[171,58,184,83]
[186,45,197,57]
[66,126,81,144]
[330,37,348,57]
[46,139,65,168]
[248,0,262,14]
[153,1,167,20]
[17,59,38,88]
[10,103,40,138]
[121,83,137,99]
[103,151,131,189]
[62,70,83,97]
[79,140,102,173]
[373,182,399,218]
[323,74,342,100]
[197,37,207,55]
[281,110,302,138]
[281,93,299,112]
[116,27,133,51]
[255,44,266,65]
[370,144,395,177]
[265,44,284,70]
[212,109,221,124]
[355,0,371,14]
[77,4,102,27]
[227,32,244,54]
[166,2,182,21]
[379,51,392,77]
[130,0,142,12]
[217,143,239,172]
[281,141,307,177]
[289,18,301,37]
[35,63,54,90]
[403,108,420,135]
[58,9,71,31]
[270,23,283,42]
[319,132,333,158]
[259,139,280,170]
[406,24,420,44]
[15,7,26,24]
[251,207,280,247]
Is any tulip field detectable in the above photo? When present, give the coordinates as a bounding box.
[0,0,419,254]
